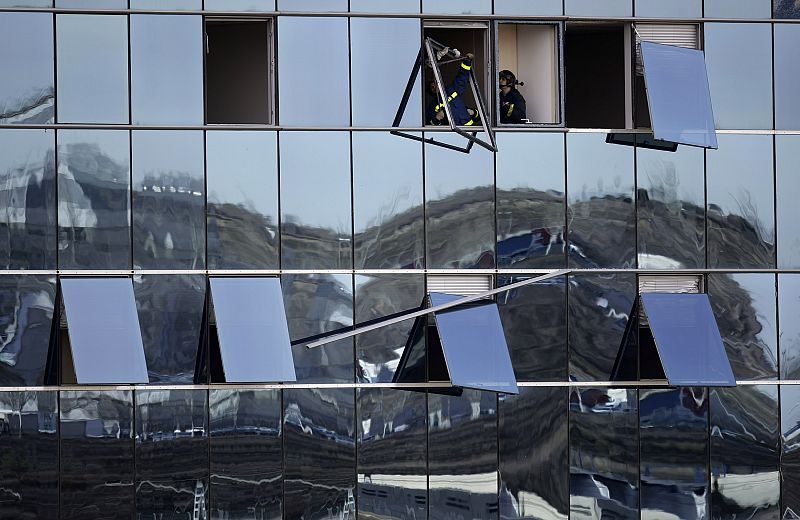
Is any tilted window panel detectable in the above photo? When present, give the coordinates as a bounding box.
[209,277,296,383]
[60,277,148,384]
[640,292,735,386]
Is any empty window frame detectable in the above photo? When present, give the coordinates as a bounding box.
[208,277,295,383]
[495,21,563,126]
[612,275,735,386]
[59,277,149,384]
[205,18,274,124]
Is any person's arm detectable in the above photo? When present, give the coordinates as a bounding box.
[504,90,527,123]
[450,56,473,97]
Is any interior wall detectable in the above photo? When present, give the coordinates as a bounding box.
[517,25,558,123]
[206,21,272,124]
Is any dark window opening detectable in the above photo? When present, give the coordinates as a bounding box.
[205,19,273,124]
[496,22,562,125]
[565,23,627,129]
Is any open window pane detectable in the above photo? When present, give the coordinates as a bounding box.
[640,293,735,386]
[210,277,295,383]
[430,292,518,394]
[496,23,561,125]
[61,278,148,384]
[639,42,716,149]
[205,20,272,124]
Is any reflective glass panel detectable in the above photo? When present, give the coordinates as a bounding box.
[0,13,53,124]
[634,0,700,17]
[210,389,282,520]
[433,298,517,393]
[641,293,735,386]
[775,26,800,130]
[778,136,800,267]
[496,133,565,268]
[704,23,773,130]
[499,387,568,520]
[640,43,717,149]
[710,386,779,519]
[277,0,346,10]
[0,391,58,520]
[278,17,349,125]
[569,273,636,381]
[705,0,771,17]
[565,0,631,15]
[130,0,201,9]
[130,15,203,125]
[497,275,567,382]
[280,132,352,269]
[708,273,777,380]
[56,0,126,6]
[206,131,278,269]
[210,277,295,383]
[429,390,498,520]
[0,0,51,5]
[775,0,800,18]
[58,130,130,270]
[353,132,424,269]
[569,388,638,519]
[0,129,56,270]
[61,277,148,384]
[0,276,55,386]
[282,273,354,383]
[637,142,704,269]
[566,133,635,269]
[134,274,205,384]
[205,0,275,10]
[494,0,562,14]
[422,0,491,13]
[283,388,355,520]
[135,389,208,520]
[781,385,800,513]
[425,133,495,269]
[358,388,427,520]
[56,15,128,124]
[355,273,424,383]
[349,0,419,13]
[707,134,775,268]
[60,391,134,520]
[639,388,708,520]
[351,19,420,127]
[779,275,800,379]
[132,131,205,269]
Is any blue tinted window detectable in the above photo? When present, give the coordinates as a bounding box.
[641,293,735,386]
[205,0,275,9]
[777,136,800,268]
[706,134,774,269]
[280,132,352,269]
[567,133,635,269]
[56,0,126,6]
[704,23,773,130]
[350,0,418,12]
[705,0,771,17]
[431,293,518,394]
[130,15,203,125]
[211,277,295,383]
[779,274,800,379]
[781,385,800,510]
[423,0,491,13]
[0,276,56,386]
[0,0,51,5]
[775,25,800,130]
[353,132,424,269]
[0,129,56,270]
[278,17,349,125]
[494,0,562,14]
[496,133,565,268]
[277,0,346,9]
[206,131,278,269]
[132,131,205,270]
[0,13,53,124]
[61,278,148,384]
[640,43,716,149]
[775,0,800,17]
[634,0,700,17]
[131,0,201,8]
[58,130,131,270]
[351,18,421,127]
[565,0,631,15]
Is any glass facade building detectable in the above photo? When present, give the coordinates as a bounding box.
[0,1,799,520]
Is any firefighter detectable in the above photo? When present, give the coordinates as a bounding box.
[426,51,480,127]
[499,69,527,124]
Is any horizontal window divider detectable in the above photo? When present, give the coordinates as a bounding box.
[1,380,795,393]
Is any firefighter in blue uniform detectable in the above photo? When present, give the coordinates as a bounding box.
[426,51,480,126]
[499,69,527,124]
